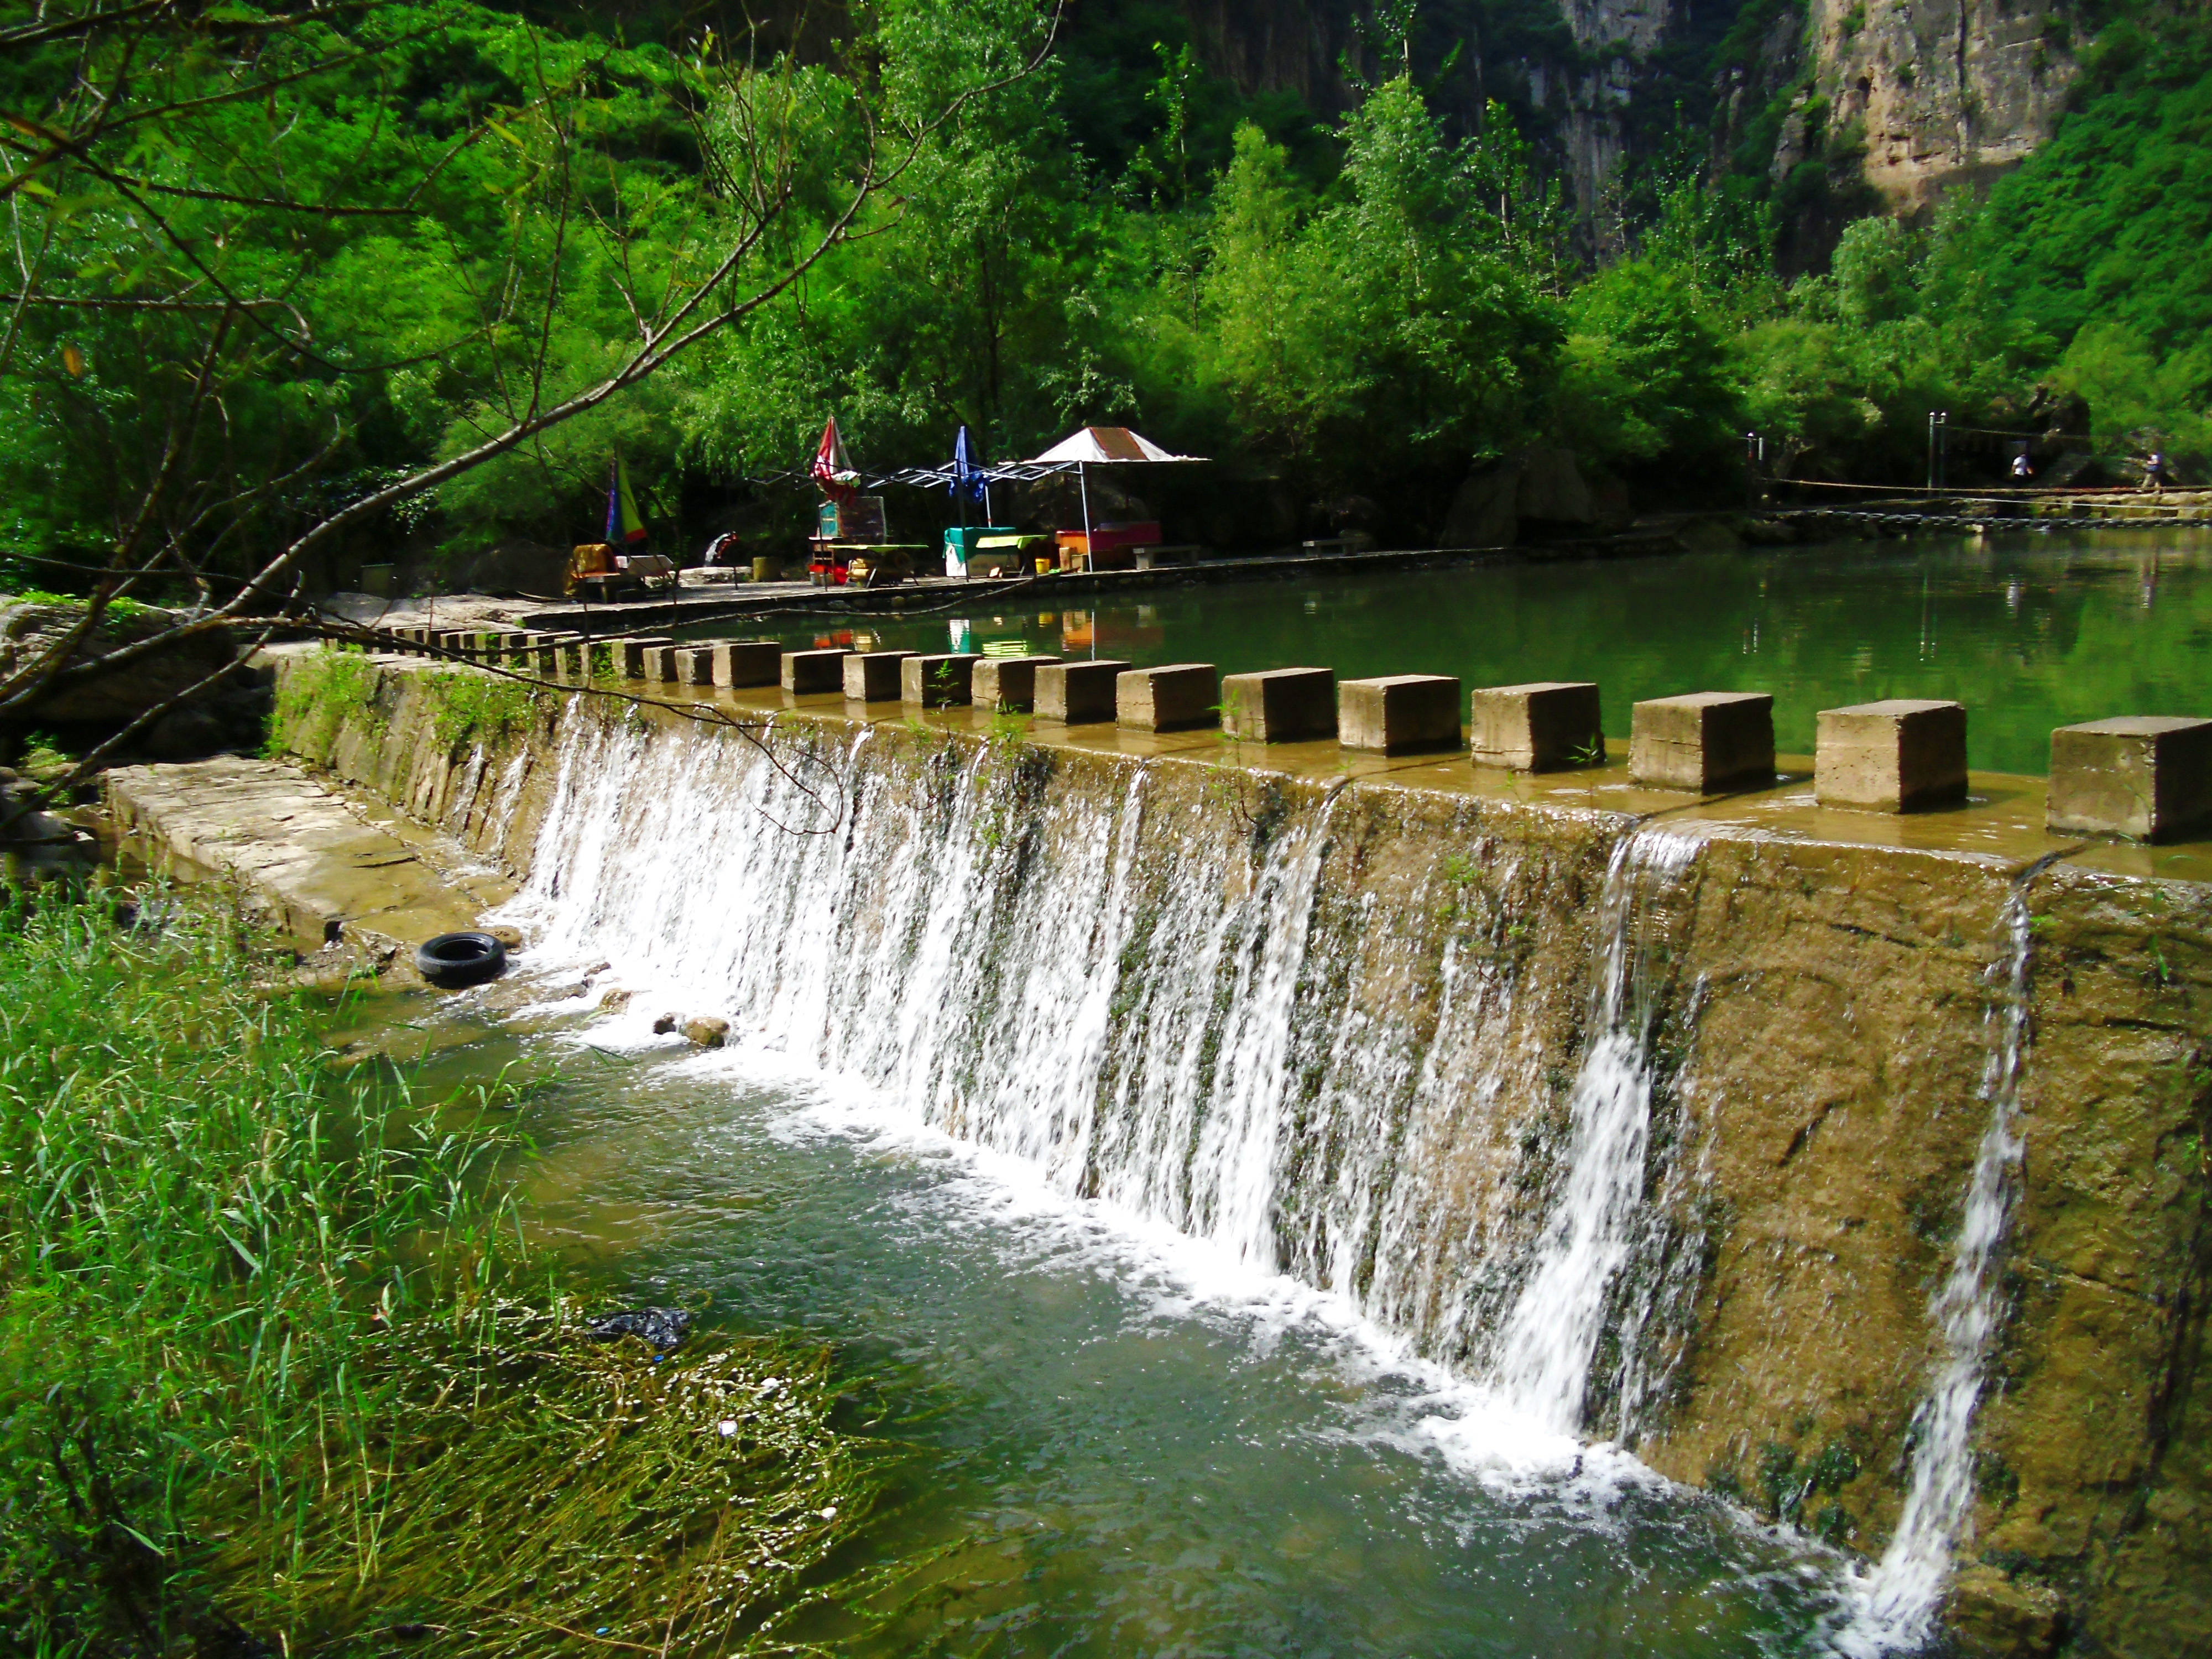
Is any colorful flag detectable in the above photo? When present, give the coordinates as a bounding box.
[606,456,647,545]
[811,416,856,504]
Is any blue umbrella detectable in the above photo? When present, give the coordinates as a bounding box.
[951,426,989,503]
[950,425,992,529]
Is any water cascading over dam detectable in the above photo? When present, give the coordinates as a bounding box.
[280,655,2212,1658]
[515,717,1720,1446]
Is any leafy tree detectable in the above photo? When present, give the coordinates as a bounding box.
[1202,79,1560,506]
[1554,260,1739,473]
[1200,122,1312,454]
[0,0,1054,779]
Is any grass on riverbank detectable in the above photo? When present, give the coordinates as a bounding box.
[0,886,912,1657]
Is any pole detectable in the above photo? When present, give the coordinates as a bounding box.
[1078,462,1097,660]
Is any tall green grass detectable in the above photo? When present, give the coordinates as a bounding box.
[0,889,911,1656]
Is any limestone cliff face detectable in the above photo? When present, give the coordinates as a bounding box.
[1551,0,1674,246]
[1172,0,1367,110]
[1778,0,2079,209]
[1166,0,2081,233]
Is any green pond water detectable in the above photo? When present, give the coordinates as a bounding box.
[733,526,2212,776]
[365,1003,1866,1658]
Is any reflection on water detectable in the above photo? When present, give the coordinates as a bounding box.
[367,999,1864,1658]
[721,528,2212,775]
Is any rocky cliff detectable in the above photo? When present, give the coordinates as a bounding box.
[1161,0,2081,243]
[1788,0,2077,208]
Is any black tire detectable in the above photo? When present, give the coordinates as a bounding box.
[415,931,507,989]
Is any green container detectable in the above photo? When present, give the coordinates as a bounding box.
[944,525,1017,557]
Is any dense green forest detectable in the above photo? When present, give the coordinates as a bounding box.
[2,0,2208,581]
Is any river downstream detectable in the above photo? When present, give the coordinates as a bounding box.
[370,984,1863,1657]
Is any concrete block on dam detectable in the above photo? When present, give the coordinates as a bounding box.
[844,650,915,703]
[674,646,719,688]
[1036,660,1130,724]
[1223,667,1335,743]
[617,637,675,680]
[973,655,1059,714]
[1117,663,1218,732]
[1630,691,1775,792]
[2048,716,2212,841]
[711,641,781,689]
[1339,674,1461,755]
[781,648,848,695]
[1816,698,1968,812]
[1470,681,1604,771]
[902,653,980,708]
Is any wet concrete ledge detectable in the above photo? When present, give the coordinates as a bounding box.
[106,754,514,974]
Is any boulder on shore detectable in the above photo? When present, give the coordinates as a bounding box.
[1439,446,1600,549]
[1,601,240,728]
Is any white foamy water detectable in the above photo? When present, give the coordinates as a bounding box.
[516,723,1342,1270]
[555,990,1695,1505]
[495,714,1720,1428]
[1488,827,1701,1433]
[1843,889,2035,1652]
[479,707,1955,1652]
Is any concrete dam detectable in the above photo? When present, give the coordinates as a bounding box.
[260,641,2212,1657]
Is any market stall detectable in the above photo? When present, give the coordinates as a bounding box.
[1024,426,1204,572]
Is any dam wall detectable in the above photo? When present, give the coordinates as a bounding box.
[273,647,2212,1657]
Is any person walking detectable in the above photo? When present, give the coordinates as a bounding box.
[2142,450,2168,492]
[2011,451,2034,485]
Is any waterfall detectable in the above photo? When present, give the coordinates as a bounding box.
[1486,827,1701,1435]
[1849,889,2034,1650]
[507,713,1710,1455]
[515,717,1355,1262]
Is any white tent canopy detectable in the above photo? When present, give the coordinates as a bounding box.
[1021,427,1206,564]
[1026,425,1204,466]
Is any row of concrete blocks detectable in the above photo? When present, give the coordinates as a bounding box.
[369,627,2212,841]
[378,625,742,686]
